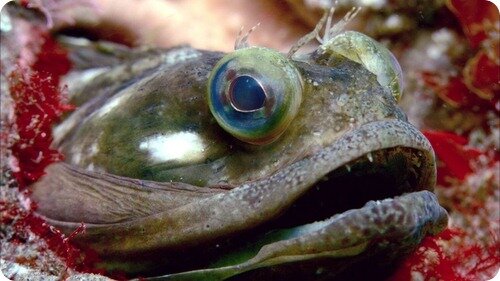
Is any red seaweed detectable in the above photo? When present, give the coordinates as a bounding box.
[423,130,483,186]
[1,193,100,273]
[422,0,499,112]
[447,0,499,49]
[9,29,74,189]
[389,227,500,281]
[392,1,499,279]
[2,17,100,275]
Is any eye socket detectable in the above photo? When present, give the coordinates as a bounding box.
[208,47,302,145]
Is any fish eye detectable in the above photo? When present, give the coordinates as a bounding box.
[208,47,302,145]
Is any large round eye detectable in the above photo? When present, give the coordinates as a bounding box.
[208,47,302,145]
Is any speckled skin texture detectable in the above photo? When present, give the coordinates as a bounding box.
[31,38,448,279]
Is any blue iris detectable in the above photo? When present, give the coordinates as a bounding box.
[229,75,266,112]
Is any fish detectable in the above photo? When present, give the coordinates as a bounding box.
[29,8,448,280]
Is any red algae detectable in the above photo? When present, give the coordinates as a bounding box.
[423,130,482,186]
[8,28,74,188]
[389,228,499,281]
[1,7,99,277]
[391,1,499,280]
[397,132,500,280]
[1,184,99,274]
[422,130,498,188]
[446,0,499,49]
[420,0,499,112]
[401,157,498,281]
[9,70,72,188]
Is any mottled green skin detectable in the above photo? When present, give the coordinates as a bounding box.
[32,33,447,280]
[52,39,407,187]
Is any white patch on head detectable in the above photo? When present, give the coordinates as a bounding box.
[139,132,206,163]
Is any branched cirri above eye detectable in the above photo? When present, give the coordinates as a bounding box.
[207,47,303,145]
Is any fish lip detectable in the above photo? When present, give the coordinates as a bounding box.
[51,119,434,246]
[29,118,446,279]
[31,118,442,277]
[191,118,436,231]
[223,118,436,219]
[271,144,434,229]
[149,118,446,278]
[202,117,441,247]
[155,190,448,280]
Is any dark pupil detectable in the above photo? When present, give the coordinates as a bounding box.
[229,75,266,112]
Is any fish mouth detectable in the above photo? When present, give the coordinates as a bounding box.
[147,120,447,279]
[31,119,447,278]
[217,118,438,236]
[131,120,447,279]
[269,146,429,229]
